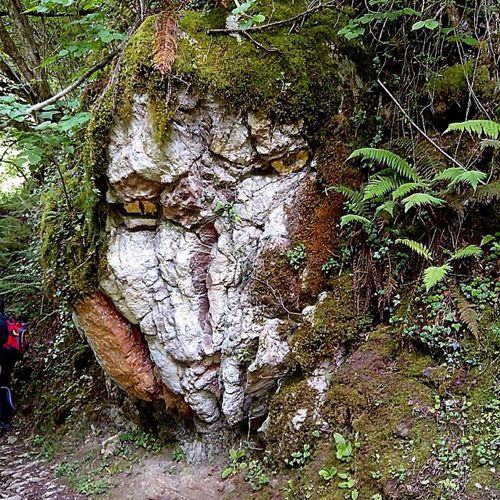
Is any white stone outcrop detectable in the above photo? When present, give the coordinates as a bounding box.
[93,93,312,426]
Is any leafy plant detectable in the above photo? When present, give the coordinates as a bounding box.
[283,242,307,270]
[285,443,312,467]
[445,120,500,140]
[333,433,353,462]
[318,466,337,480]
[173,447,184,462]
[221,448,246,478]
[230,0,266,30]
[215,200,241,224]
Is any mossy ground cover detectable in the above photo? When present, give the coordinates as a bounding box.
[249,325,498,499]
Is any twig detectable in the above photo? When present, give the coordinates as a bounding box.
[23,51,118,115]
[377,79,465,169]
[242,32,278,52]
[206,0,338,35]
[23,16,144,117]
[0,9,96,17]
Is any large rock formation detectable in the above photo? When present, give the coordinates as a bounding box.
[72,4,370,429]
[74,93,312,426]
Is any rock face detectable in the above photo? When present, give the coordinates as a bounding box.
[74,292,163,402]
[78,92,315,427]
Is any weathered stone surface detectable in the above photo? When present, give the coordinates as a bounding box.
[74,292,162,401]
[84,92,316,425]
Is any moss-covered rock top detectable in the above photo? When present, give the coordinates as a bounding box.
[118,1,372,134]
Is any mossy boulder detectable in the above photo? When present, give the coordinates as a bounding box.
[427,60,495,115]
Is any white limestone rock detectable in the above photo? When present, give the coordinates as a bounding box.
[97,91,315,426]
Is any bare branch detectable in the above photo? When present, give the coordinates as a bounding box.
[23,51,118,115]
[207,0,339,35]
[377,79,465,169]
[0,9,96,17]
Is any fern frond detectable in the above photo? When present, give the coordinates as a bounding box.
[423,264,452,291]
[480,139,500,149]
[388,138,444,180]
[153,12,178,75]
[433,167,464,182]
[363,176,398,201]
[329,185,366,215]
[348,148,421,181]
[454,289,479,339]
[392,182,426,199]
[396,238,432,260]
[375,200,397,218]
[402,193,445,211]
[340,214,372,228]
[473,181,500,203]
[434,167,487,191]
[330,185,363,204]
[445,120,500,140]
[449,245,483,261]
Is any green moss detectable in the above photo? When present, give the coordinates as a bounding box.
[427,60,494,105]
[265,379,320,463]
[290,274,367,372]
[266,328,442,497]
[176,2,372,131]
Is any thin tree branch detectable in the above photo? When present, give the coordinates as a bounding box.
[23,51,118,115]
[377,79,465,169]
[0,9,96,17]
[207,0,338,35]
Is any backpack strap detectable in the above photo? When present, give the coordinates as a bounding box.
[0,386,15,413]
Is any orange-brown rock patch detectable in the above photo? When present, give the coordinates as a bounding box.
[74,292,162,401]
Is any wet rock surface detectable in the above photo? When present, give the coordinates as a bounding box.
[0,434,84,500]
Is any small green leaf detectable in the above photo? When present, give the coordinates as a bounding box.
[480,234,495,246]
[251,14,265,23]
[424,19,440,29]
[221,467,234,479]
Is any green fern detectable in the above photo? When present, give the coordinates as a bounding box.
[449,245,483,261]
[434,167,486,191]
[340,214,372,228]
[423,264,452,291]
[363,176,399,201]
[392,182,426,199]
[348,148,421,181]
[445,120,500,140]
[402,192,445,211]
[329,185,365,214]
[473,181,500,203]
[388,138,444,180]
[395,238,432,260]
[374,200,397,218]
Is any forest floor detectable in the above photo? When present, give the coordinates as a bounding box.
[0,426,232,500]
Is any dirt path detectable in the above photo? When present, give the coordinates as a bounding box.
[0,432,85,500]
[104,454,233,500]
[1,429,237,500]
